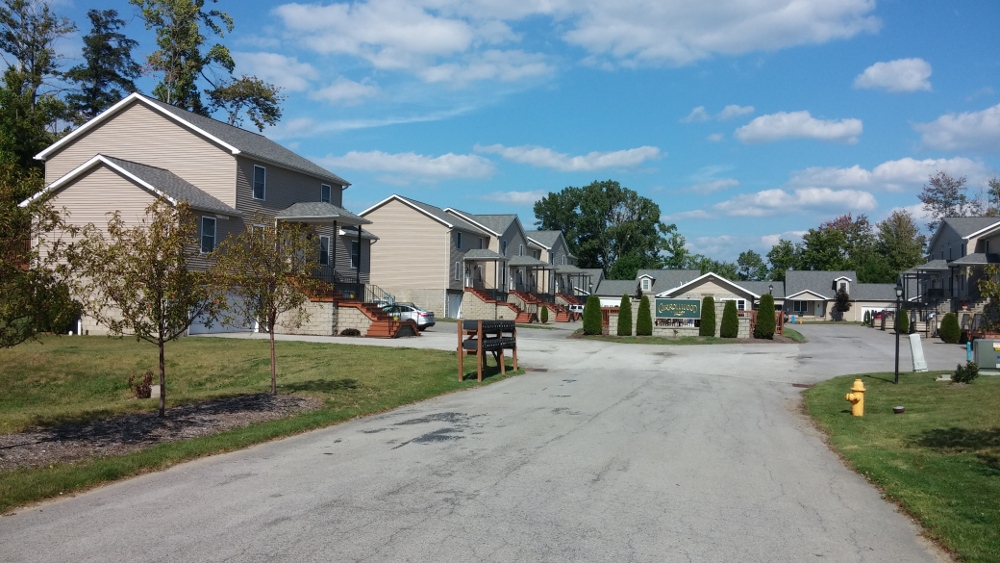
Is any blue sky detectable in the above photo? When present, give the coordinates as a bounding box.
[51,0,1000,261]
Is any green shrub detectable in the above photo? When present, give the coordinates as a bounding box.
[940,312,960,344]
[699,296,716,337]
[583,295,602,335]
[636,296,652,336]
[863,310,870,325]
[754,294,776,339]
[896,309,910,334]
[616,294,632,336]
[953,361,979,384]
[540,305,549,324]
[720,300,739,338]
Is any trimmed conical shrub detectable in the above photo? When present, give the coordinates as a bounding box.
[721,300,739,338]
[617,294,632,336]
[940,312,960,344]
[583,294,602,335]
[636,296,652,336]
[863,310,870,325]
[754,294,776,339]
[896,308,910,334]
[540,305,549,324]
[699,296,716,337]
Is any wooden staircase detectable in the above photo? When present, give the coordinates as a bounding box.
[338,301,419,338]
[465,287,536,323]
[514,290,576,322]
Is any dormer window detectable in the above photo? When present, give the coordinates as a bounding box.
[641,278,650,291]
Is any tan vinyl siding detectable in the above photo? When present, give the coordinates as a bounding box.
[364,199,448,289]
[235,157,344,219]
[43,101,236,207]
[49,166,158,232]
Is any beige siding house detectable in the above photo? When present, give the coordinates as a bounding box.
[28,92,384,336]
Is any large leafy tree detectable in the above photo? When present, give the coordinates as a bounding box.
[736,249,767,281]
[63,9,141,123]
[0,164,77,348]
[873,210,926,281]
[131,0,283,130]
[766,239,800,281]
[534,180,670,276]
[212,219,325,394]
[77,200,222,417]
[918,171,982,232]
[0,0,75,169]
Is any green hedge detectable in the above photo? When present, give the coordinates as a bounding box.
[721,299,739,338]
[540,305,549,323]
[617,294,632,336]
[940,312,960,344]
[583,295,602,335]
[754,294,776,339]
[636,296,652,336]
[699,296,716,337]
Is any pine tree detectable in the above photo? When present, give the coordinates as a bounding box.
[754,294,775,339]
[540,304,548,323]
[699,296,715,337]
[721,300,739,338]
[636,295,652,336]
[64,9,141,123]
[896,308,910,334]
[583,294,602,335]
[617,294,632,336]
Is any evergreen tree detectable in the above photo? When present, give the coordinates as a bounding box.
[617,294,632,336]
[540,304,548,323]
[64,9,141,123]
[699,296,715,337]
[940,312,960,344]
[636,295,652,336]
[583,294,602,335]
[720,300,739,338]
[754,294,775,339]
[896,308,910,334]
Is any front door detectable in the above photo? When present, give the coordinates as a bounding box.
[815,301,824,318]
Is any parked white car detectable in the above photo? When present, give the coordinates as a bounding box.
[382,303,436,330]
[568,304,584,315]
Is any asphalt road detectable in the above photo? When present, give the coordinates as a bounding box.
[1,323,960,562]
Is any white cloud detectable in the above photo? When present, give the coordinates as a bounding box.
[681,106,710,123]
[232,51,318,92]
[480,190,547,205]
[735,111,863,144]
[681,179,739,193]
[914,103,1000,152]
[317,150,496,182]
[661,209,713,221]
[268,105,477,138]
[761,231,807,247]
[707,133,725,142]
[881,203,932,224]
[713,187,877,217]
[787,157,993,191]
[717,104,754,120]
[474,144,661,171]
[853,58,932,92]
[308,78,380,105]
[419,50,555,84]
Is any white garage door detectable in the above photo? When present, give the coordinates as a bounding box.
[189,293,255,335]
[448,292,464,319]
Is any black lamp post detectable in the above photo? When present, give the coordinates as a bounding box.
[768,284,773,295]
[894,283,904,384]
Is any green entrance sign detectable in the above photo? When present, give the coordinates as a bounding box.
[655,299,701,319]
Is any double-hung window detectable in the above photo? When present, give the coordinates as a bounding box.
[454,262,461,281]
[501,240,508,256]
[455,231,462,249]
[641,278,650,291]
[351,240,360,269]
[253,165,266,200]
[519,243,524,256]
[320,184,332,203]
[319,235,330,266]
[200,216,216,253]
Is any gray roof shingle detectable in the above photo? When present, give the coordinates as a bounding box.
[941,217,1000,238]
[507,255,552,268]
[464,249,505,261]
[103,156,240,216]
[785,270,856,299]
[525,230,562,249]
[741,281,784,299]
[466,213,518,235]
[596,279,638,297]
[850,283,899,301]
[950,252,1000,265]
[274,201,371,225]
[635,269,703,295]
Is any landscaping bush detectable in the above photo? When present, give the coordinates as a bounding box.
[128,370,153,399]
[940,312,960,344]
[720,300,739,338]
[636,296,652,336]
[896,309,910,334]
[754,294,776,339]
[863,310,870,325]
[583,295,602,335]
[699,296,715,337]
[953,361,979,384]
[540,305,549,324]
[617,294,632,336]
[339,328,361,336]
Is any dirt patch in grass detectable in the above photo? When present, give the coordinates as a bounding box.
[0,394,323,472]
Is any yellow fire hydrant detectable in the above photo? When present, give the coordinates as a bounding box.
[844,379,866,417]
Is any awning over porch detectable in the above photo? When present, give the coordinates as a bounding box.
[275,202,371,226]
[506,255,553,269]
[463,249,507,262]
[949,253,1000,266]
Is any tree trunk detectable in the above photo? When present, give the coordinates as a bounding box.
[158,337,166,417]
[269,323,277,395]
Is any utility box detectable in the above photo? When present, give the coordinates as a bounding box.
[972,340,1000,370]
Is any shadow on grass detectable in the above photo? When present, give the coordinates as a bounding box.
[459,364,513,382]
[912,426,1000,472]
[280,379,358,393]
[863,374,897,384]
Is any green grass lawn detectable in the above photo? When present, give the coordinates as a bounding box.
[783,328,806,342]
[804,372,1000,563]
[0,335,517,512]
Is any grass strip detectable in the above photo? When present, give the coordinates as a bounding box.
[0,336,519,512]
[783,328,807,342]
[804,372,1000,563]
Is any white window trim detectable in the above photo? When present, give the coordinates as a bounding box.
[319,235,330,266]
[200,216,216,254]
[519,243,524,256]
[641,279,650,291]
[253,165,266,200]
[453,261,461,281]
[320,184,332,203]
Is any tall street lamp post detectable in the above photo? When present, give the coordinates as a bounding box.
[894,283,904,384]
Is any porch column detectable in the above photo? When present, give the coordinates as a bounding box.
[356,225,363,286]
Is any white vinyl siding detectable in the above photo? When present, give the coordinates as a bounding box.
[253,165,266,200]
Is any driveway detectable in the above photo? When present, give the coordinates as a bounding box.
[1,323,958,562]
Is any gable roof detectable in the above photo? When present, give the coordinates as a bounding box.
[784,270,857,300]
[36,93,350,186]
[595,279,638,297]
[741,281,785,299]
[21,154,240,216]
[361,195,488,235]
[524,230,562,249]
[850,283,899,301]
[635,269,702,294]
[927,216,1000,252]
[655,272,760,299]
